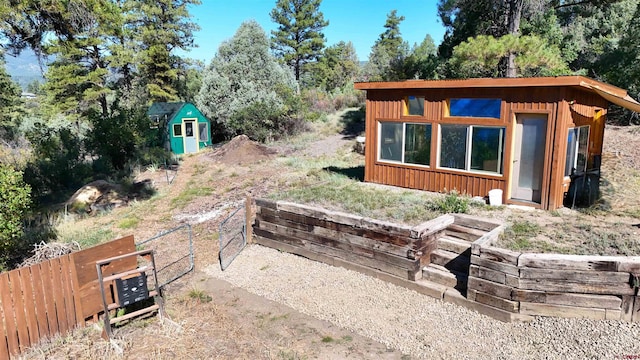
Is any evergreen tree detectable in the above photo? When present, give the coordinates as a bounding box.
[130,0,201,103]
[403,35,439,79]
[0,59,23,136]
[363,10,409,81]
[270,0,329,82]
[309,41,359,91]
[196,20,297,142]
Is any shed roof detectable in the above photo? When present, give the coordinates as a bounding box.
[147,102,186,120]
[354,76,640,113]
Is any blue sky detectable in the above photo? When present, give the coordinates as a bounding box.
[186,0,446,63]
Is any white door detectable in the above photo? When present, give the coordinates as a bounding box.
[183,120,198,154]
[511,114,547,203]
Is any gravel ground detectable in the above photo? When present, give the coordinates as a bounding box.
[205,245,640,360]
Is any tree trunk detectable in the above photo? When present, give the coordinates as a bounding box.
[505,0,524,78]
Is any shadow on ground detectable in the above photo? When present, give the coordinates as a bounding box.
[340,107,365,139]
[323,165,364,181]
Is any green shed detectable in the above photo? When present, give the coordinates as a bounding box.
[147,102,212,155]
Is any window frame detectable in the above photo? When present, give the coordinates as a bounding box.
[377,120,432,168]
[198,122,209,142]
[173,123,182,137]
[564,125,590,176]
[437,124,505,175]
[404,95,425,117]
[446,98,502,120]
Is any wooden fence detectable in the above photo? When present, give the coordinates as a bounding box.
[0,236,136,358]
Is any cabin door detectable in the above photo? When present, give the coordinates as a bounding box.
[511,114,547,203]
[183,119,198,154]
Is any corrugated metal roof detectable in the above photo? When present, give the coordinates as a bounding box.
[146,102,186,120]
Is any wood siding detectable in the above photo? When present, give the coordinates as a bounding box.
[363,85,608,210]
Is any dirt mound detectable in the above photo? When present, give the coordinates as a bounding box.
[210,135,277,164]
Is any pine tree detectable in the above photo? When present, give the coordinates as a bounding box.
[130,0,201,103]
[270,0,329,82]
[363,10,409,81]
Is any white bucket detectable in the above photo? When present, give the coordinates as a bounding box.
[488,189,503,206]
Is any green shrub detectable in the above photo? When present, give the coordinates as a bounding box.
[0,165,32,268]
[428,191,469,214]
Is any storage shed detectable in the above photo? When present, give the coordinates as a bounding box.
[147,102,212,154]
[354,76,640,210]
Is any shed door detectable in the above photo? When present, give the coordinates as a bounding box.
[183,119,198,154]
[511,114,547,203]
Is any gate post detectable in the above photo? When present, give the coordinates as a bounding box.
[245,194,253,244]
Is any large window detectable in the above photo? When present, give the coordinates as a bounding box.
[439,125,505,174]
[378,121,432,166]
[449,98,501,119]
[565,126,589,176]
[405,96,425,116]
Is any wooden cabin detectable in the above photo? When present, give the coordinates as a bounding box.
[354,76,640,210]
[147,102,212,155]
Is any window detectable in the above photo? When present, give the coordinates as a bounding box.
[565,126,589,176]
[449,98,501,119]
[439,125,505,174]
[198,123,209,142]
[173,124,182,136]
[405,124,431,165]
[405,96,425,116]
[380,122,403,162]
[378,121,432,166]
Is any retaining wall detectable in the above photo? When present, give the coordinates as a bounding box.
[469,235,640,321]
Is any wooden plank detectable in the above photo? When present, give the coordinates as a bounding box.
[60,255,77,329]
[471,225,505,256]
[469,265,506,284]
[452,214,501,231]
[467,277,512,299]
[254,235,336,266]
[447,224,487,238]
[276,201,365,228]
[71,236,136,319]
[8,270,30,351]
[38,261,58,335]
[410,215,454,239]
[511,289,622,309]
[66,251,84,327]
[519,268,630,283]
[430,250,470,274]
[443,288,533,323]
[445,229,479,242]
[254,198,277,210]
[0,272,19,356]
[49,257,68,334]
[18,267,39,346]
[480,246,520,265]
[0,292,9,360]
[606,309,622,320]
[438,236,471,256]
[516,278,635,295]
[621,296,635,322]
[470,255,520,276]
[633,296,640,323]
[518,253,619,271]
[29,264,50,339]
[615,258,640,273]
[257,220,420,271]
[474,291,519,312]
[520,302,606,320]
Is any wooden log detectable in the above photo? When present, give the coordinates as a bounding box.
[254,198,277,210]
[480,246,520,265]
[312,224,412,259]
[621,296,635,322]
[615,258,640,273]
[471,225,505,256]
[633,296,640,323]
[410,215,454,239]
[511,290,622,309]
[469,264,506,284]
[518,253,619,271]
[254,235,335,266]
[438,236,471,255]
[276,201,365,228]
[272,209,415,248]
[447,224,487,238]
[470,255,520,276]
[516,278,635,295]
[360,217,414,237]
[474,291,519,312]
[505,275,520,287]
[606,309,622,320]
[445,229,480,242]
[519,302,606,320]
[256,213,313,233]
[467,277,512,299]
[452,214,502,231]
[430,250,470,274]
[443,288,533,323]
[519,268,631,283]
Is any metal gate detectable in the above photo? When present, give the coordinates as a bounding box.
[219,202,248,270]
[136,224,194,288]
